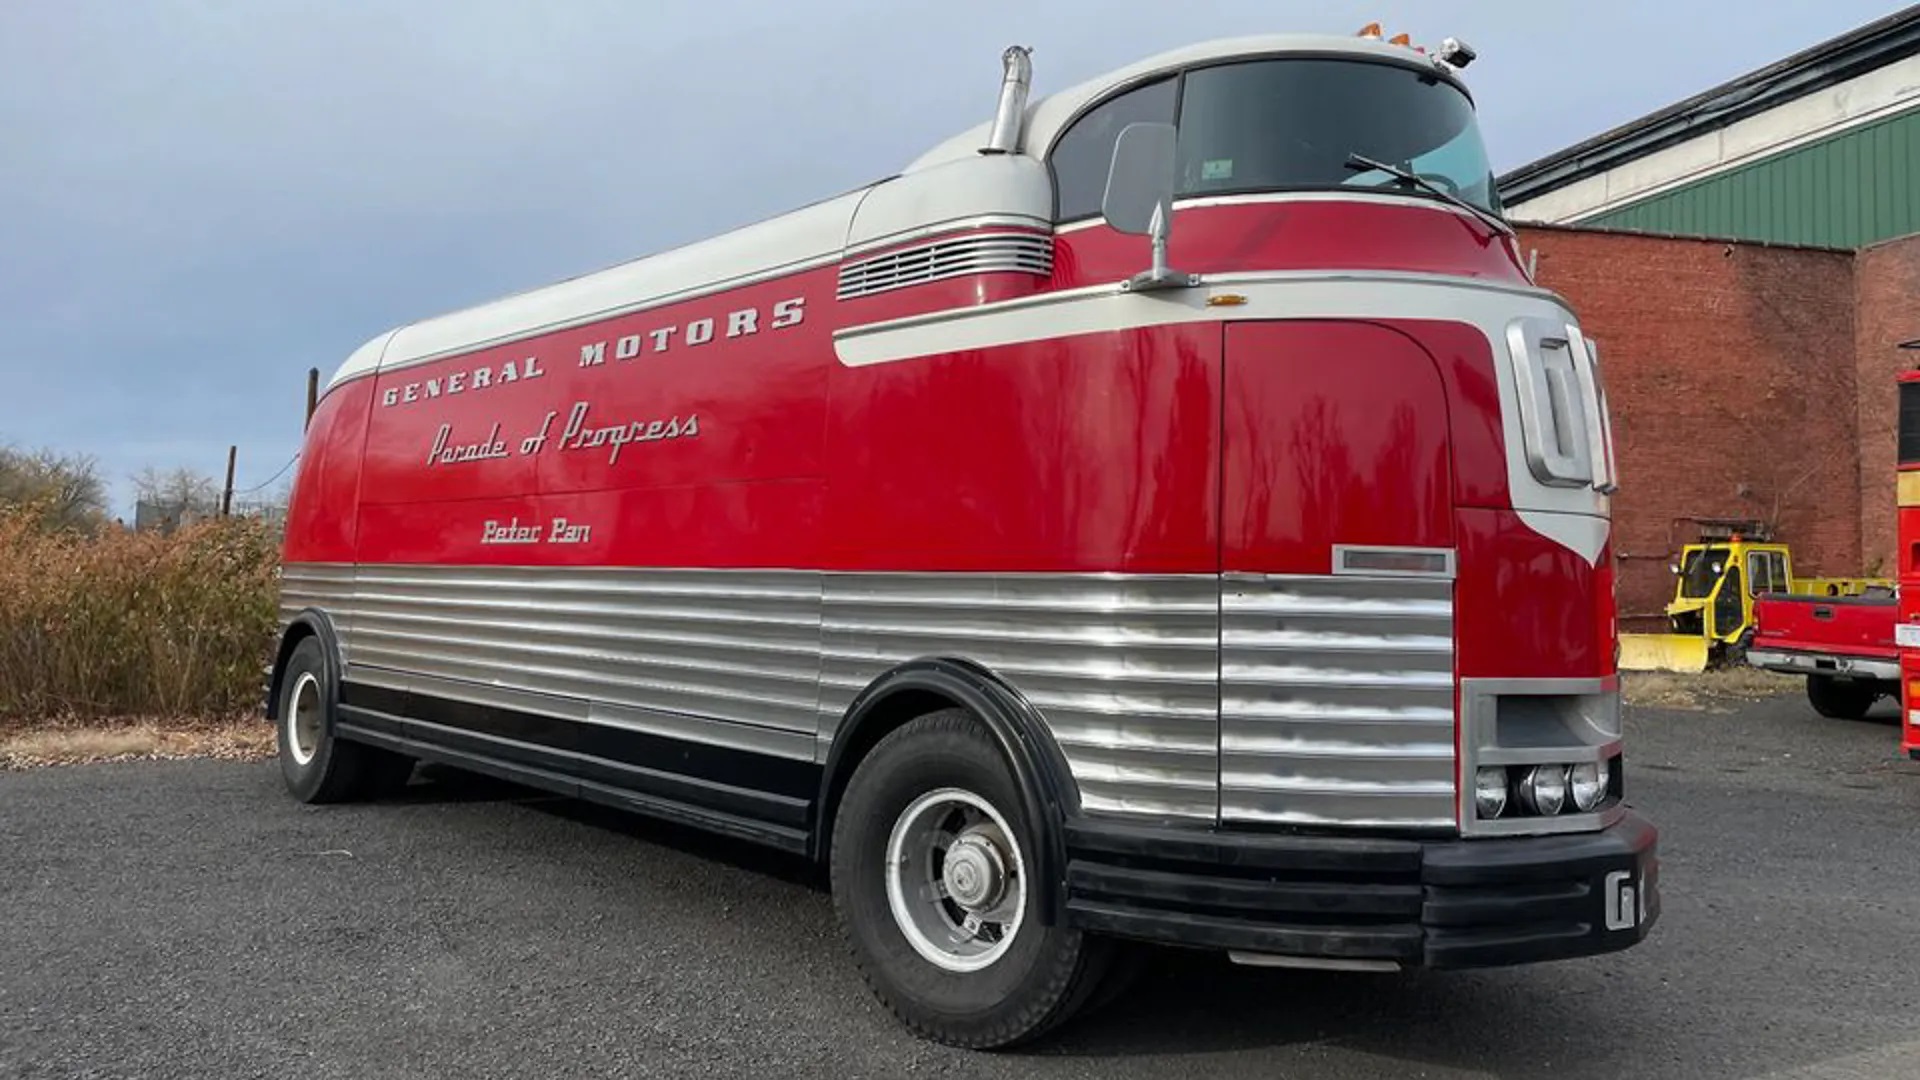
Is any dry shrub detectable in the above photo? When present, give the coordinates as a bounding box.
[0,510,281,722]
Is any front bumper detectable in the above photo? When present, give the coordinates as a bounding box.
[1060,810,1658,969]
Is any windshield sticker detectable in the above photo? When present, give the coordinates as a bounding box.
[1201,159,1234,181]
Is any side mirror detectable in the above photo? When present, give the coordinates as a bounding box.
[1101,122,1177,236]
[1100,122,1196,292]
[1669,563,1680,575]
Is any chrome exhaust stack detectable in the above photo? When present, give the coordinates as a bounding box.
[982,45,1033,154]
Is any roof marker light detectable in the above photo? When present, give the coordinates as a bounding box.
[1438,36,1478,69]
[1357,22,1383,39]
[1389,32,1411,46]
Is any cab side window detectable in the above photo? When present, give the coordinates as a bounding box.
[1748,551,1788,595]
[1048,77,1177,223]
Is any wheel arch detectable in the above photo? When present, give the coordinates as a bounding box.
[265,608,344,723]
[814,656,1080,920]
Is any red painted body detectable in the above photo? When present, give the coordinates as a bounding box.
[286,197,1610,682]
[1752,594,1898,662]
[1900,460,1920,758]
[1900,369,1920,756]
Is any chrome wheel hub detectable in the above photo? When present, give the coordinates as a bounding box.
[884,787,1027,973]
[942,829,1009,912]
[286,671,321,767]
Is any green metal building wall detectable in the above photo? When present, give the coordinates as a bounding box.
[1576,107,1920,248]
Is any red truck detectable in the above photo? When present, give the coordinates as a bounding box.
[1747,589,1899,719]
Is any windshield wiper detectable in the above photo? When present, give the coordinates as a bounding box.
[1344,153,1511,237]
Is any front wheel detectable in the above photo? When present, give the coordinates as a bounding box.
[1806,675,1879,720]
[829,709,1112,1049]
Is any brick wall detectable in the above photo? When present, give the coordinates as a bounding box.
[1515,227,1860,625]
[1855,233,1920,574]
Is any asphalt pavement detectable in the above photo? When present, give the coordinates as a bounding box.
[5,689,1920,1079]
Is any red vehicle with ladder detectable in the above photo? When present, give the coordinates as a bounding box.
[267,26,1658,1047]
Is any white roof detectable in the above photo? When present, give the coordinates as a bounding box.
[325,32,1465,392]
[904,33,1466,172]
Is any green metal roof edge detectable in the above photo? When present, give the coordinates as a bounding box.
[1496,6,1920,205]
[1513,219,1854,255]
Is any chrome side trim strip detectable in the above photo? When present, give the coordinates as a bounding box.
[337,664,818,764]
[820,572,1220,820]
[345,564,823,734]
[284,563,1228,821]
[279,562,358,665]
[1219,573,1457,831]
[287,564,1482,830]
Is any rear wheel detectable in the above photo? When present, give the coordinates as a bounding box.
[1806,675,1879,720]
[276,636,414,803]
[829,708,1112,1049]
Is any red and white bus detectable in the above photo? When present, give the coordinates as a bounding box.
[269,27,1658,1048]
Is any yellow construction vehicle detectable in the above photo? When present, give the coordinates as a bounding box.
[1618,519,1891,672]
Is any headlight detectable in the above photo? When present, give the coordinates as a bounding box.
[1474,766,1508,818]
[1518,765,1568,816]
[1569,760,1608,812]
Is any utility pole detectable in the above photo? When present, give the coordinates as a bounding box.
[221,445,236,517]
[305,367,319,429]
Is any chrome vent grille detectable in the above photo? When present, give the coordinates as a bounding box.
[1219,573,1458,831]
[836,232,1052,300]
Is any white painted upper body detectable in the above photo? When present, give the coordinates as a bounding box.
[322,32,1468,391]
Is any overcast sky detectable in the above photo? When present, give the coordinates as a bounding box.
[2,0,1904,515]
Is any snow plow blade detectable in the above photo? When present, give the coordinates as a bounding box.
[1618,633,1710,673]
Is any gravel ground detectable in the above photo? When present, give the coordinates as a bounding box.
[4,690,1920,1079]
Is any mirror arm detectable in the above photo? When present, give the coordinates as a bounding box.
[1121,202,1199,293]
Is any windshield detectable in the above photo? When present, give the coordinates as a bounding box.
[1173,57,1502,216]
[1678,548,1730,600]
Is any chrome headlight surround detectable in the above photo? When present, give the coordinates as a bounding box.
[1457,676,1626,837]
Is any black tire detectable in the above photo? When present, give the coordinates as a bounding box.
[1080,940,1145,1017]
[1806,675,1879,720]
[275,635,414,803]
[829,708,1113,1049]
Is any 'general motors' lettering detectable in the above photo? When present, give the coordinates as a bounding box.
[377,296,805,410]
[384,355,544,408]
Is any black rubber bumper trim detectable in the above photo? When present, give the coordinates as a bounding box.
[1063,817,1425,875]
[1066,862,1423,918]
[1062,810,1659,969]
[1070,901,1424,960]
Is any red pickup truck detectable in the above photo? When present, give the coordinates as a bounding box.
[1746,589,1899,719]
